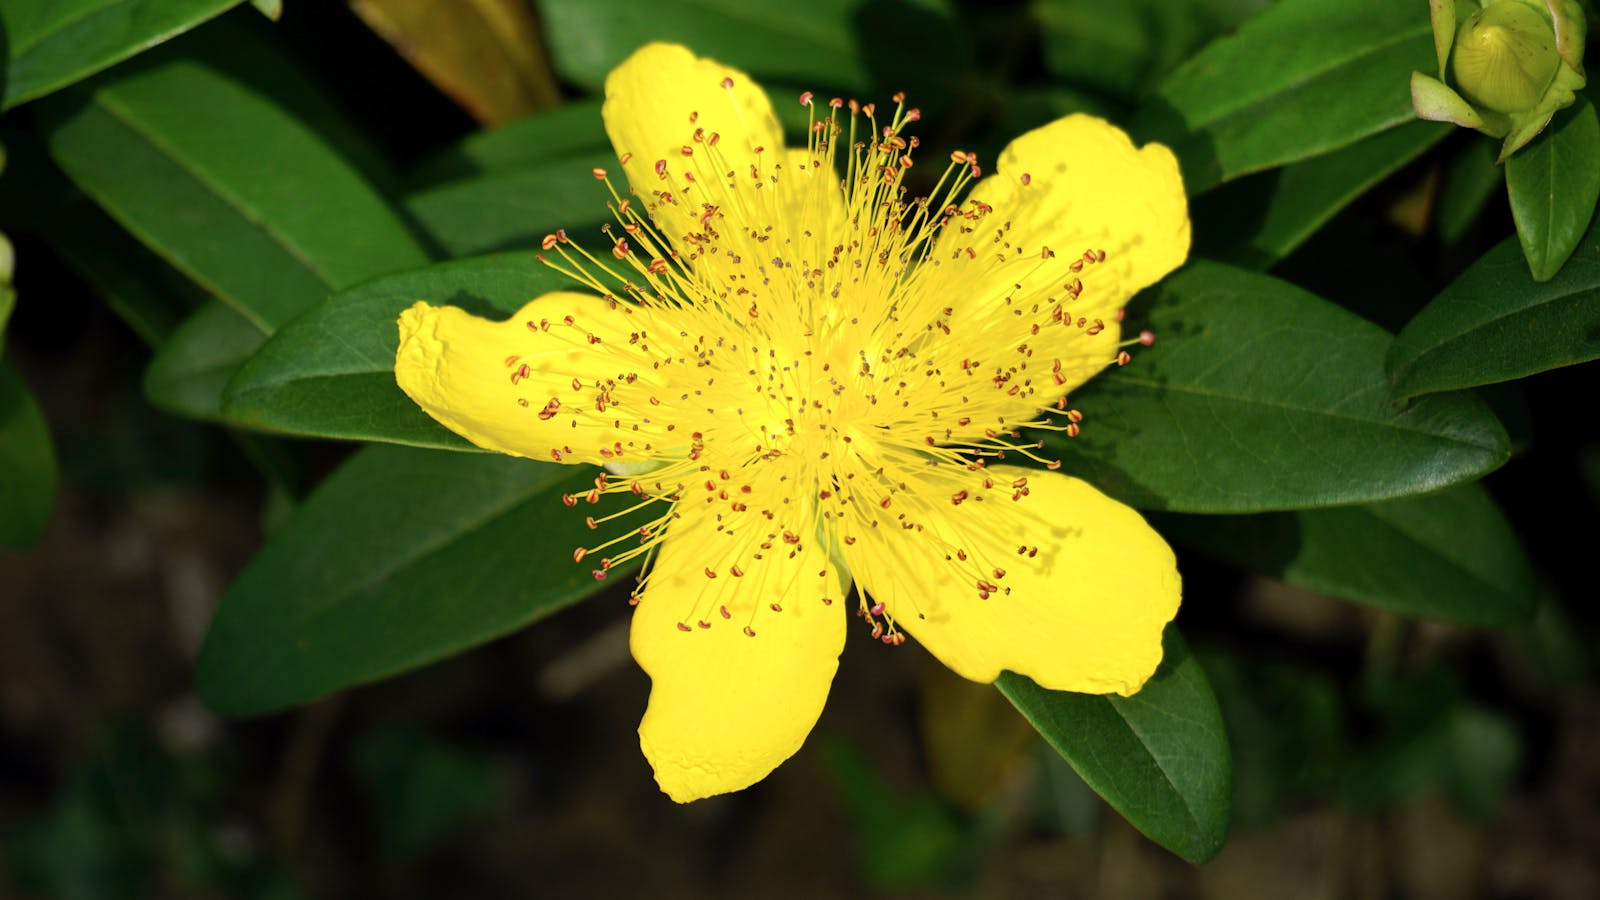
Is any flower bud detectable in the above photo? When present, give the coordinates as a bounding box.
[1452,2,1562,113]
[1411,0,1588,160]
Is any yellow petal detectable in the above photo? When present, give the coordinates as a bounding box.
[602,43,786,253]
[631,487,846,802]
[844,465,1179,696]
[395,291,675,464]
[945,115,1190,397]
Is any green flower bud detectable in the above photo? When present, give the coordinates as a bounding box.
[1411,0,1588,160]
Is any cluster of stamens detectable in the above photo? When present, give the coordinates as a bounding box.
[514,79,1153,643]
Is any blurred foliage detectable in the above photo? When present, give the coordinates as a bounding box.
[0,0,1596,893]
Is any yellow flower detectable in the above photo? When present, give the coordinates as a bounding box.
[395,43,1190,802]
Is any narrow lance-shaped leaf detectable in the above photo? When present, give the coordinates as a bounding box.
[31,193,208,347]
[1505,96,1600,282]
[144,301,267,422]
[1157,482,1537,625]
[1141,0,1433,192]
[41,40,432,418]
[0,364,56,548]
[999,628,1231,863]
[1436,136,1503,246]
[1047,260,1510,512]
[0,0,241,109]
[1386,211,1600,400]
[197,444,648,716]
[408,99,607,186]
[1208,121,1450,269]
[406,152,616,258]
[536,0,871,93]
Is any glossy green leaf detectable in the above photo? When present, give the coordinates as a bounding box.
[33,193,207,347]
[197,445,639,716]
[1144,0,1433,192]
[0,364,57,547]
[405,153,615,258]
[42,41,432,419]
[998,629,1230,862]
[1217,121,1450,269]
[0,0,241,109]
[1034,0,1267,101]
[1505,96,1600,282]
[536,0,870,93]
[1386,213,1600,399]
[44,54,429,333]
[144,301,266,421]
[222,253,573,447]
[408,100,608,186]
[1436,137,1502,246]
[1047,261,1509,512]
[1158,482,1536,624]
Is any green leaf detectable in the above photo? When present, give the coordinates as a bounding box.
[408,100,608,186]
[0,364,57,547]
[43,53,430,333]
[1158,482,1536,624]
[33,193,207,347]
[41,37,433,420]
[1034,0,1267,101]
[1436,137,1503,246]
[1505,96,1600,282]
[1213,121,1450,269]
[536,0,870,93]
[405,153,615,258]
[1386,213,1600,399]
[998,629,1231,862]
[222,253,572,447]
[196,445,641,715]
[1143,0,1434,192]
[0,0,241,109]
[144,301,266,421]
[1047,261,1510,512]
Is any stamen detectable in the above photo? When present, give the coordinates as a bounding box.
[522,86,1130,634]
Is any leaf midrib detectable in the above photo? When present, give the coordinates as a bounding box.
[1171,24,1429,129]
[1391,262,1600,393]
[1099,370,1505,453]
[1110,690,1214,856]
[93,86,338,313]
